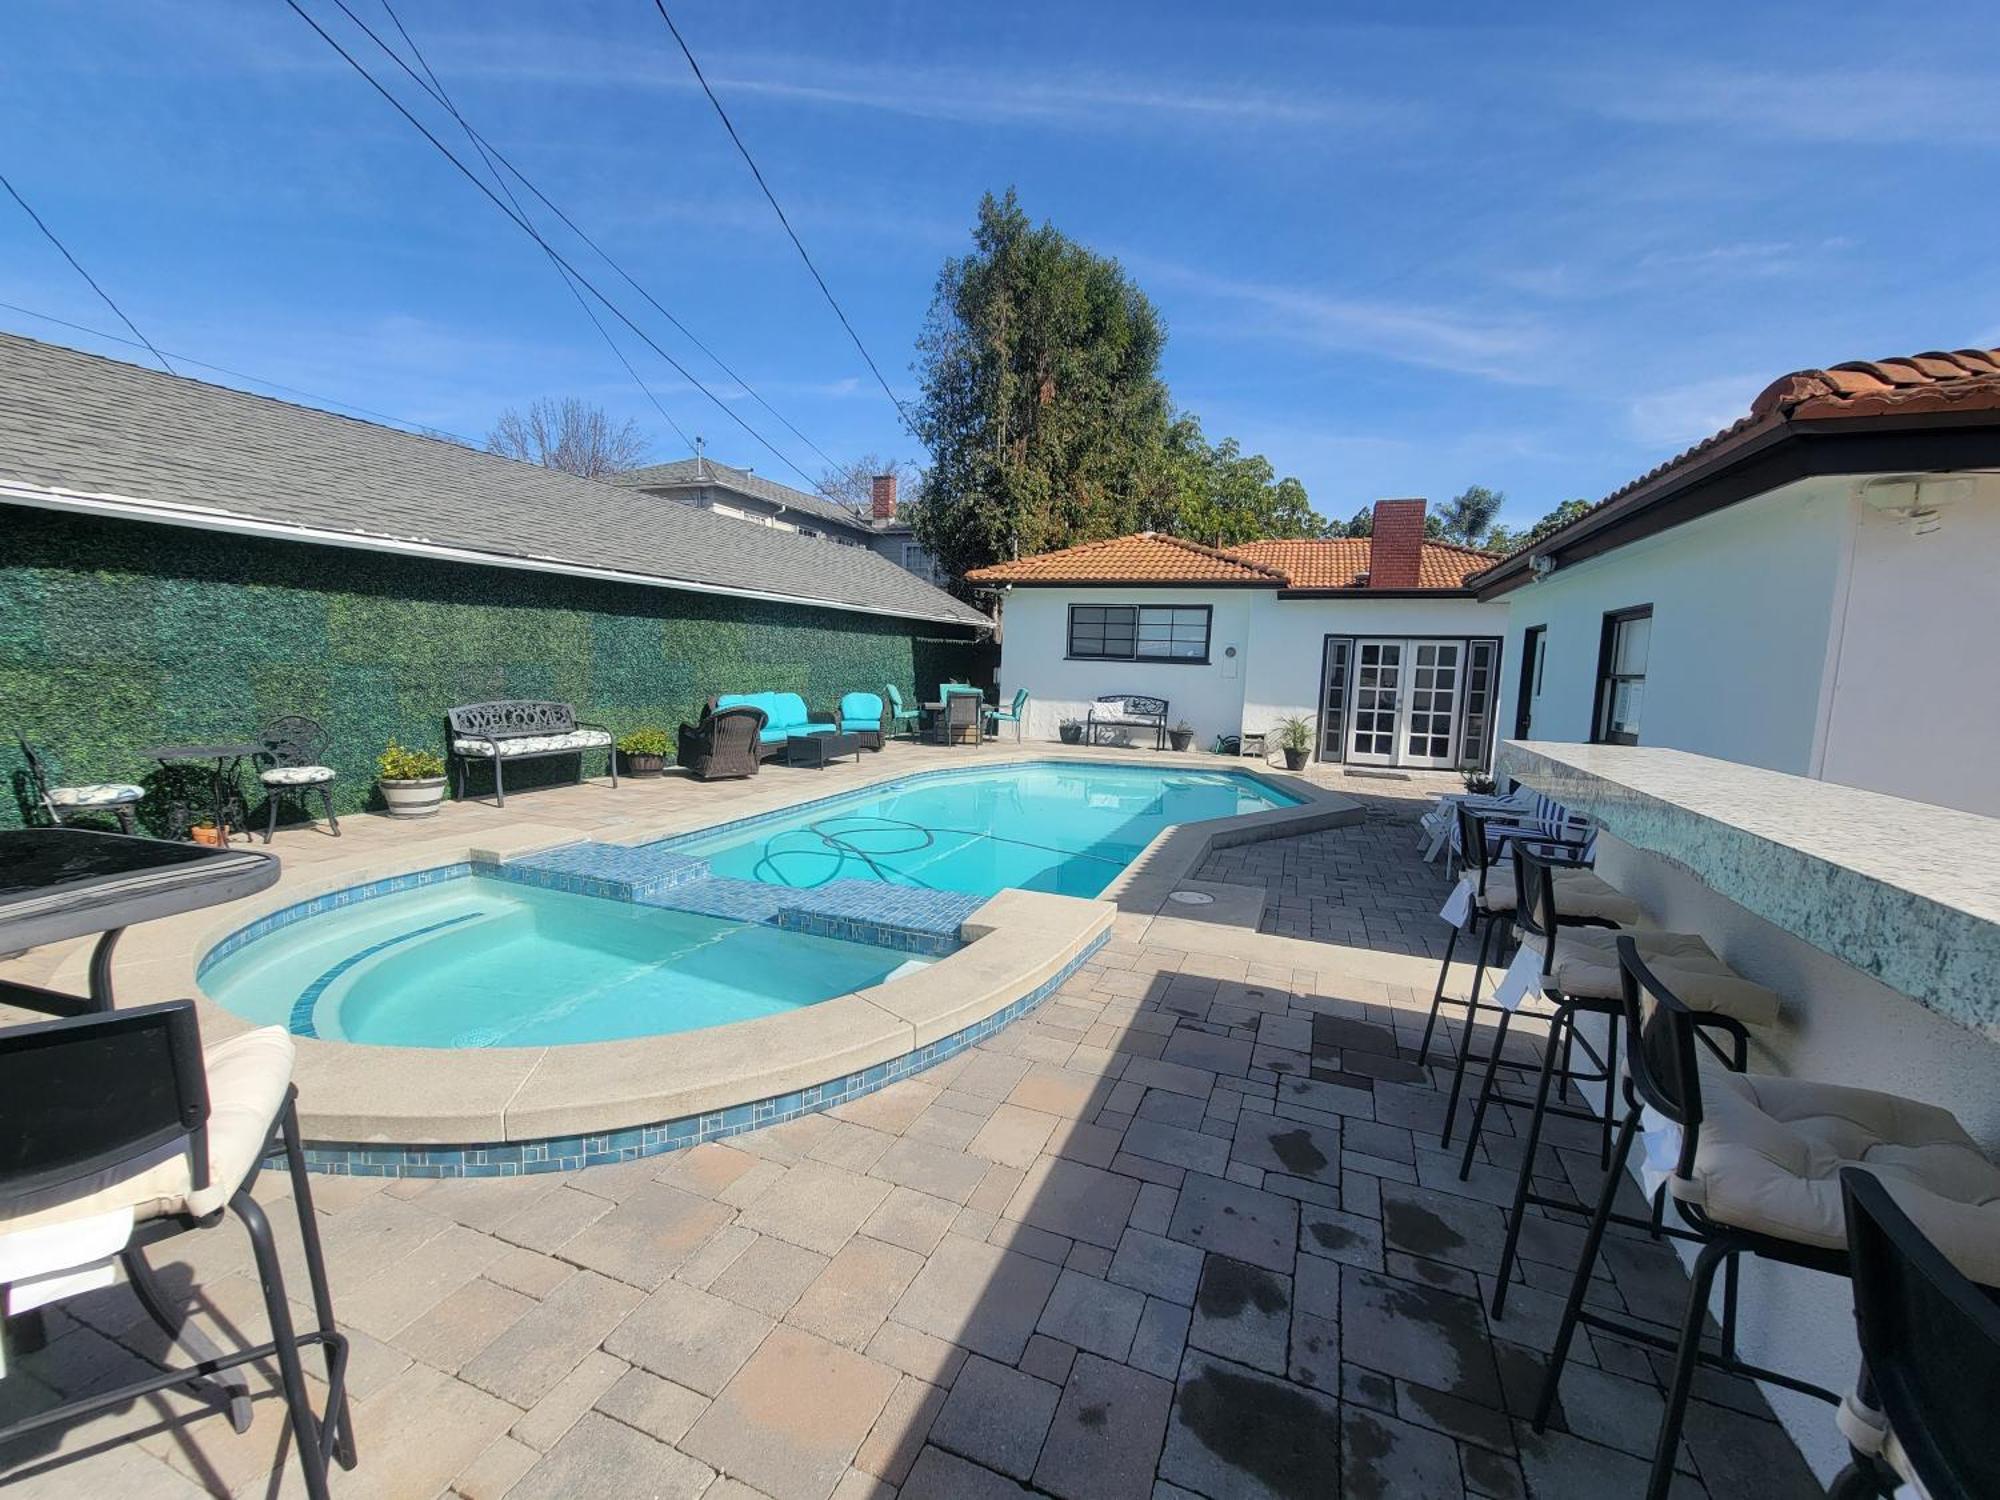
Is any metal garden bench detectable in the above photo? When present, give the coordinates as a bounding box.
[1085,694,1169,750]
[447,700,616,807]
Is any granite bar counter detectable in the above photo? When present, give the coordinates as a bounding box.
[1496,741,2000,1039]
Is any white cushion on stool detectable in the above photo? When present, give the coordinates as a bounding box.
[1527,928,1783,1028]
[1475,865,1643,926]
[0,1027,296,1236]
[1675,1070,2000,1286]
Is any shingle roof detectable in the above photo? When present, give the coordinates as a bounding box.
[1473,345,2000,584]
[0,335,988,629]
[613,457,874,534]
[962,531,1491,590]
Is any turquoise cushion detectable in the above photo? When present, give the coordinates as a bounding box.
[718,691,810,731]
[840,692,884,729]
[756,726,790,743]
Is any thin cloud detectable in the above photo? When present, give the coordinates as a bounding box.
[1627,372,1762,449]
[1573,64,2000,147]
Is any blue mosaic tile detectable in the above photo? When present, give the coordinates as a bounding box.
[290,929,1107,1178]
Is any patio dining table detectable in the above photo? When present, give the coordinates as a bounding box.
[0,826,279,1421]
[142,740,267,844]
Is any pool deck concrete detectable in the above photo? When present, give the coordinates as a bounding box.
[0,751,1823,1499]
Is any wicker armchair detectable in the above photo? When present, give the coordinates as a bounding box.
[677,705,767,781]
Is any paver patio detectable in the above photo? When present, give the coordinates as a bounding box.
[0,759,1827,1498]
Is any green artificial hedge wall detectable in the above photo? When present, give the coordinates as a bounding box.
[1,509,994,833]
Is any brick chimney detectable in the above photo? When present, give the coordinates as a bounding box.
[1368,499,1426,589]
[871,472,897,522]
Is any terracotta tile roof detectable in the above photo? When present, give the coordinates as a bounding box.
[1476,345,2000,581]
[1228,537,1496,590]
[963,531,1493,590]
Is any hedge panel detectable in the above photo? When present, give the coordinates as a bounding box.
[1,510,993,832]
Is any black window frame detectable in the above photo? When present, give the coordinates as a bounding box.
[1514,624,1546,739]
[1065,603,1213,665]
[1591,605,1652,747]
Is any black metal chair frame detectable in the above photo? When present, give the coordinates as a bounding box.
[256,714,341,844]
[0,1000,356,1498]
[1534,937,1843,1500]
[1828,1169,2000,1500]
[447,700,616,807]
[16,736,139,835]
[1420,802,1596,1149]
[1472,842,1750,1324]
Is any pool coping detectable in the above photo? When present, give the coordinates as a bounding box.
[47,750,1359,1158]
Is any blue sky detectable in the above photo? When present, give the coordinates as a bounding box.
[5,2,1996,532]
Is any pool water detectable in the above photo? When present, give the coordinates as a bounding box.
[201,875,923,1048]
[667,762,1296,899]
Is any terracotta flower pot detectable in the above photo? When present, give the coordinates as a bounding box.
[190,823,225,847]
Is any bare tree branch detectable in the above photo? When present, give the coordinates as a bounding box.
[487,397,650,478]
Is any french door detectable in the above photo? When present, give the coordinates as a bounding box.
[1321,635,1495,769]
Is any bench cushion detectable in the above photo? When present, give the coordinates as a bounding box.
[718,692,811,733]
[49,783,144,807]
[757,721,834,744]
[452,729,612,758]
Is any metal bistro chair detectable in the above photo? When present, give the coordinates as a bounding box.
[1830,1168,2000,1500]
[933,689,983,747]
[1534,937,2000,1500]
[255,715,340,844]
[1418,801,1640,1149]
[0,1001,356,1497]
[16,737,144,835]
[1469,841,1779,1321]
[985,687,1029,743]
[882,684,923,740]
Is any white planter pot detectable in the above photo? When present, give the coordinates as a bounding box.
[379,777,447,818]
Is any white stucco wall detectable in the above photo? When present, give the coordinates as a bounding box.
[992,587,1513,754]
[1237,592,1511,752]
[991,587,1258,746]
[1494,481,1850,775]
[1815,472,2000,816]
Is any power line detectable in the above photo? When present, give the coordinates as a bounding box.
[359,0,694,454]
[1,170,175,375]
[0,298,482,444]
[285,0,827,490]
[354,0,843,476]
[649,0,914,437]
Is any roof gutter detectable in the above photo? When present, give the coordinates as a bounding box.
[0,481,990,632]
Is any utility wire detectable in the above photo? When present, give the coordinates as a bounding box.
[355,0,842,476]
[0,298,482,443]
[286,0,826,489]
[649,0,914,437]
[1,170,175,375]
[360,0,693,453]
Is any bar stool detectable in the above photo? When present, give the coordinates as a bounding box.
[0,1001,357,1498]
[1468,842,1781,1319]
[1534,938,2000,1500]
[1830,1167,2000,1500]
[1419,801,1641,1149]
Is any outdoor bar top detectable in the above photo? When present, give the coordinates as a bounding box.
[1496,741,2000,1039]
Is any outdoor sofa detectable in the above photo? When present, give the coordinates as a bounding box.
[710,692,837,762]
[677,704,767,780]
[447,699,616,806]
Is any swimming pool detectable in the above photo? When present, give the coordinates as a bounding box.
[665,761,1297,899]
[201,874,924,1048]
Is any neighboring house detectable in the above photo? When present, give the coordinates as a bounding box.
[1470,345,2000,817]
[612,459,947,586]
[0,334,990,823]
[965,500,1505,767]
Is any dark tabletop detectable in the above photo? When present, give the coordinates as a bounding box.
[142,741,267,761]
[0,827,279,950]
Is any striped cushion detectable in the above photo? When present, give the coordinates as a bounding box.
[452,730,611,757]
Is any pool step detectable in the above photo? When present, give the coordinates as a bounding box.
[494,841,710,902]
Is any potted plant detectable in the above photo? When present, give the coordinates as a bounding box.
[1058,718,1084,745]
[1462,770,1498,796]
[377,741,447,818]
[1168,719,1195,752]
[618,728,672,778]
[1273,715,1314,772]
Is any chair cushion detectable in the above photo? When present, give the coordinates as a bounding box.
[0,1027,296,1236]
[49,783,144,807]
[1675,1070,2000,1284]
[718,692,810,732]
[1527,928,1783,1027]
[452,730,611,757]
[1474,865,1641,925]
[840,692,884,730]
[260,764,336,786]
